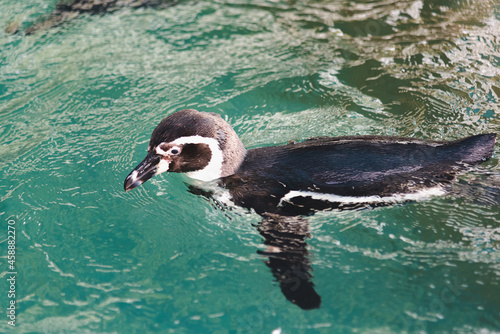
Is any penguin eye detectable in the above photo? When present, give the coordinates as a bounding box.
[169,146,181,155]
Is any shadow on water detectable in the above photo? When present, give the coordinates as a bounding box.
[257,214,321,310]
[6,0,179,34]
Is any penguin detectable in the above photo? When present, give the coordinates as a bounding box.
[124,109,496,310]
[124,109,496,214]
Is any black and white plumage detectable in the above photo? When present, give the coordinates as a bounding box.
[125,109,495,213]
[124,109,496,309]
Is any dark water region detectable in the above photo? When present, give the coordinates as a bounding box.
[7,0,178,35]
[1,0,499,333]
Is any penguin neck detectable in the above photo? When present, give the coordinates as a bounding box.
[219,130,247,177]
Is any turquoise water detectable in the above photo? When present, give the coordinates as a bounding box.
[1,0,500,332]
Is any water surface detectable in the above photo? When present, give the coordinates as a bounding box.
[1,0,499,332]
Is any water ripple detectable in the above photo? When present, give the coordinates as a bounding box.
[1,0,499,333]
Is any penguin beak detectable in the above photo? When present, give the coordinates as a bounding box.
[124,153,161,192]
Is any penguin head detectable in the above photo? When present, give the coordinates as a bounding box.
[124,109,246,191]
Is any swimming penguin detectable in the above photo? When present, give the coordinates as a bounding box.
[124,109,496,309]
[124,109,495,213]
